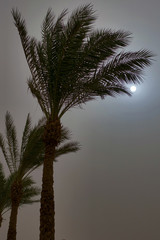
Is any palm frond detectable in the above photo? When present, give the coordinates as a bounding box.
[12,9,32,70]
[99,49,154,84]
[12,9,49,117]
[0,134,12,171]
[55,142,80,161]
[60,49,154,113]
[59,127,71,142]
[20,114,31,160]
[5,112,19,172]
[20,177,40,205]
[55,126,80,161]
[27,77,50,119]
[71,29,131,77]
[18,118,45,177]
[59,4,96,69]
[41,8,55,40]
[42,7,67,44]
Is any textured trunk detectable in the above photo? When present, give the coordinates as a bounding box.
[0,212,2,228]
[7,181,22,240]
[7,203,19,240]
[40,119,61,240]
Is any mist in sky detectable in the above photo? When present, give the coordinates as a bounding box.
[1,0,160,240]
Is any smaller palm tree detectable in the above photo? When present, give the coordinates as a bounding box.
[0,112,45,240]
[0,162,40,229]
[0,112,80,240]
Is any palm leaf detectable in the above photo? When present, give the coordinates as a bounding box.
[12,8,32,71]
[18,118,45,178]
[20,114,32,160]
[0,134,12,172]
[102,49,153,84]
[55,126,80,161]
[55,142,80,161]
[21,177,40,204]
[5,112,19,173]
[59,127,71,142]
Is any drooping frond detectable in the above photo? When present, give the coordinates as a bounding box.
[12,9,49,117]
[55,126,80,161]
[18,117,45,178]
[55,142,80,161]
[0,134,11,171]
[5,112,19,173]
[21,189,40,205]
[28,76,50,118]
[12,8,31,70]
[59,127,71,142]
[20,114,32,160]
[101,49,154,84]
[20,177,40,205]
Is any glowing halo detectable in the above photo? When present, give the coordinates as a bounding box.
[130,86,136,92]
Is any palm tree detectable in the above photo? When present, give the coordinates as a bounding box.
[0,163,40,229]
[0,112,44,240]
[12,4,153,239]
[0,112,79,239]
[0,163,41,235]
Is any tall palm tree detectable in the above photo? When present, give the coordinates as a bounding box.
[12,4,153,239]
[0,112,79,240]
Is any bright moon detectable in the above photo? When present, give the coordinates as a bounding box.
[130,86,136,92]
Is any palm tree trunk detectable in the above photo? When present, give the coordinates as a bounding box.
[40,119,61,240]
[7,181,22,240]
[40,145,55,240]
[7,203,19,240]
[0,212,2,228]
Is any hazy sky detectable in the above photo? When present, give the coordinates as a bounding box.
[1,0,160,239]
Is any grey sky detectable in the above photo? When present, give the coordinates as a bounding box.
[1,0,160,239]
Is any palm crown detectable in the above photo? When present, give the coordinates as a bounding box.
[0,112,44,180]
[12,4,153,121]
